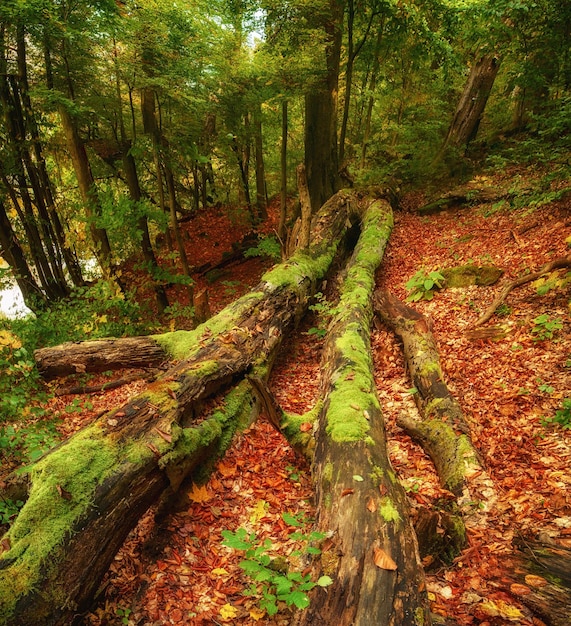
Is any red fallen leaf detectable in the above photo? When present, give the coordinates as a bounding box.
[56,484,72,500]
[366,496,377,512]
[341,488,355,497]
[299,422,313,432]
[373,547,397,571]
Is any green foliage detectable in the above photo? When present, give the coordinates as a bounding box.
[530,314,563,341]
[0,329,46,423]
[221,514,332,616]
[244,236,282,261]
[542,398,571,430]
[0,499,24,528]
[405,270,446,302]
[115,606,132,625]
[306,292,339,339]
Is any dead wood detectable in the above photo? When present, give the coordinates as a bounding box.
[417,186,505,215]
[35,336,169,380]
[510,536,571,626]
[0,189,365,626]
[473,253,571,327]
[293,201,431,626]
[54,371,157,396]
[374,290,498,565]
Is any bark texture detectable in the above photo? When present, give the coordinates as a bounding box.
[35,337,169,379]
[0,190,363,626]
[511,537,571,626]
[294,202,431,626]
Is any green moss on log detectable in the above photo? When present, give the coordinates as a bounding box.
[152,293,265,360]
[441,265,503,288]
[0,427,118,619]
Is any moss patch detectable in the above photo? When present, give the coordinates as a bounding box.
[262,245,337,290]
[441,264,503,288]
[379,497,401,523]
[153,292,265,360]
[0,426,118,617]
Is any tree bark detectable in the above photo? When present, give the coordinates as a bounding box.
[0,190,364,626]
[510,536,571,626]
[440,54,501,153]
[294,201,431,626]
[304,0,344,212]
[34,337,170,380]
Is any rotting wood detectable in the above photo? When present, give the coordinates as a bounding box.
[510,535,571,626]
[293,200,431,626]
[54,371,157,397]
[473,253,571,327]
[35,336,169,380]
[374,290,497,563]
[0,189,365,626]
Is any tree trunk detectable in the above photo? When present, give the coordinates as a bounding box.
[253,104,268,221]
[0,199,46,312]
[510,536,571,626]
[293,201,431,626]
[0,190,363,626]
[34,336,170,380]
[440,54,501,153]
[278,100,288,249]
[304,0,344,212]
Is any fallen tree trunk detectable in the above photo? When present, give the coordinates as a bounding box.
[510,536,571,626]
[294,201,431,625]
[374,290,480,495]
[374,290,497,564]
[0,190,364,626]
[473,253,571,327]
[35,337,169,379]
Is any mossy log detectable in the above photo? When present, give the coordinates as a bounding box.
[417,186,504,215]
[293,201,431,626]
[373,290,497,567]
[510,536,571,626]
[0,190,365,626]
[374,289,481,496]
[440,264,503,288]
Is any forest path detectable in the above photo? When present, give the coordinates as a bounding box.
[76,186,571,626]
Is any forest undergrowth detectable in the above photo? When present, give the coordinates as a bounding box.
[3,167,571,625]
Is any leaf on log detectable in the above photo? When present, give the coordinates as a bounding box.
[373,547,398,571]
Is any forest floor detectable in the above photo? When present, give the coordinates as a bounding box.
[21,171,571,625]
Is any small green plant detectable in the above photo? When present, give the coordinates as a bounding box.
[115,606,132,625]
[0,498,24,527]
[542,398,571,429]
[306,292,339,339]
[495,303,512,317]
[531,314,563,341]
[245,235,282,261]
[405,269,445,302]
[537,379,554,394]
[285,465,301,482]
[221,280,242,296]
[221,514,333,616]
